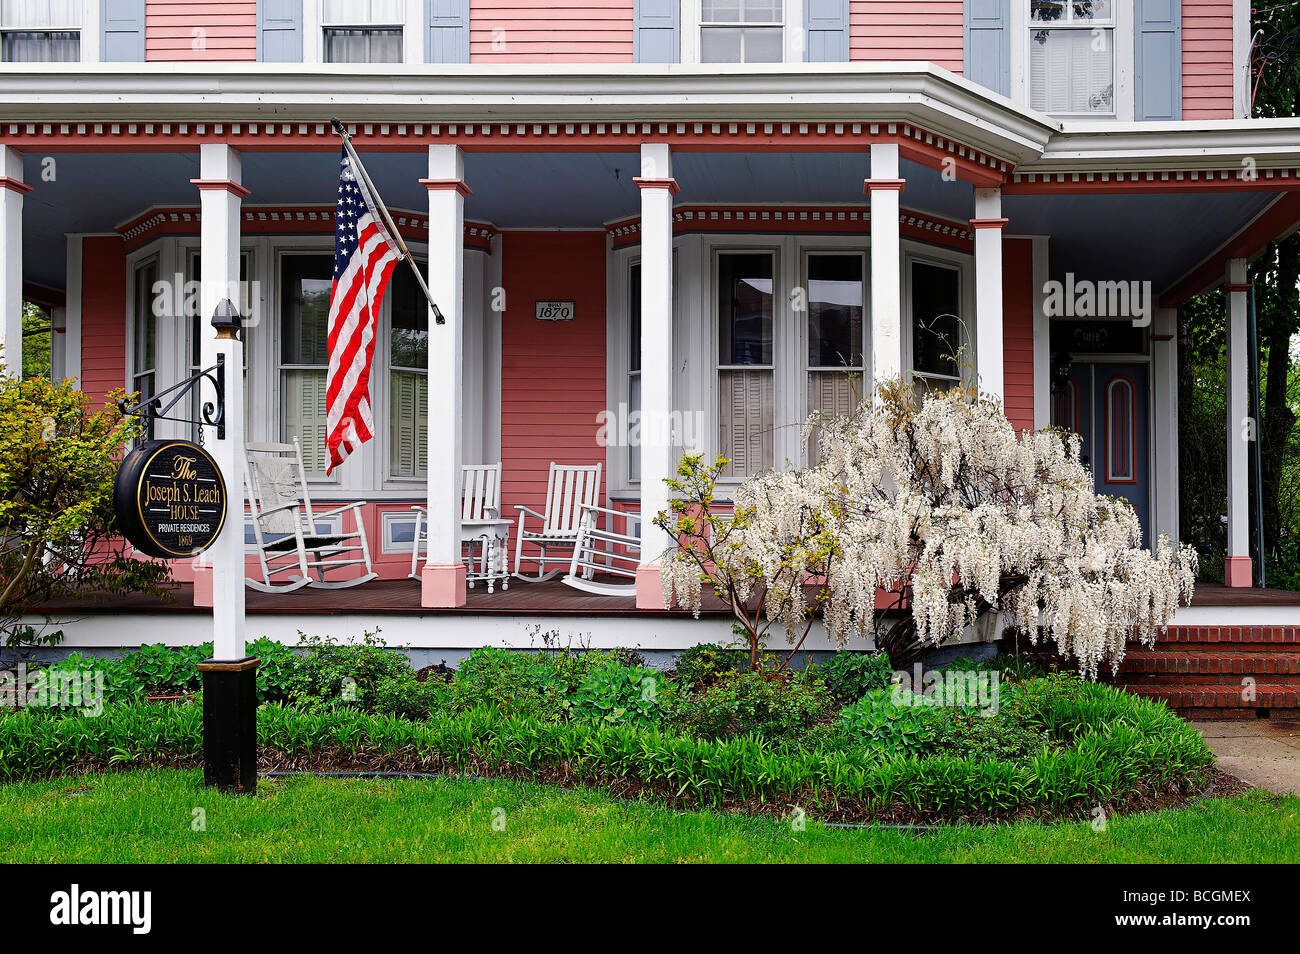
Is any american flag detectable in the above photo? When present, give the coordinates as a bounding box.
[325,148,400,475]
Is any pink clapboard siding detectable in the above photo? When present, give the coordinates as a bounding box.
[1182,0,1235,119]
[498,231,609,522]
[79,236,128,408]
[1002,238,1035,433]
[849,0,964,74]
[146,0,257,62]
[470,0,634,61]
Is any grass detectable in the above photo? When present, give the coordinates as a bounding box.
[0,769,1296,863]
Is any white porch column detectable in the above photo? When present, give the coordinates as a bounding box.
[1225,259,1252,587]
[1152,306,1180,544]
[420,145,468,608]
[866,144,903,390]
[0,147,29,376]
[972,187,1007,401]
[634,143,677,609]
[192,144,248,656]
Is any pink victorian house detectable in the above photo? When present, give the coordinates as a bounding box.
[3,0,1298,714]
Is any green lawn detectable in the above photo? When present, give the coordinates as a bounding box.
[0,769,1296,863]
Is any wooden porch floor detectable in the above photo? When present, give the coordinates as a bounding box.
[36,580,1300,618]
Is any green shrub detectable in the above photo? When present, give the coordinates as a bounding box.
[373,669,451,722]
[568,658,670,727]
[819,651,893,703]
[670,669,829,742]
[672,643,749,689]
[245,637,304,705]
[289,630,411,712]
[834,688,945,758]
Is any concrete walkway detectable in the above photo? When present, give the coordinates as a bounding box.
[1193,720,1300,795]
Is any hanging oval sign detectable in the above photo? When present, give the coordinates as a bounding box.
[113,440,228,558]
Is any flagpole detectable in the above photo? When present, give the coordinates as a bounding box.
[330,117,445,325]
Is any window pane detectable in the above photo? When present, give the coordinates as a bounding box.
[390,369,427,479]
[628,263,641,372]
[701,26,743,62]
[701,0,742,21]
[719,369,773,478]
[280,255,333,366]
[389,265,427,369]
[1030,28,1114,112]
[189,252,250,368]
[283,369,330,477]
[1030,0,1065,23]
[718,253,773,366]
[911,262,960,378]
[1073,0,1110,20]
[628,373,641,482]
[324,27,402,63]
[807,255,863,368]
[323,0,403,22]
[742,0,782,24]
[743,27,783,61]
[134,261,158,375]
[2,31,79,61]
[702,0,781,22]
[1,0,81,28]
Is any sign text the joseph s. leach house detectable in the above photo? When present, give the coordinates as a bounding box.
[113,440,228,559]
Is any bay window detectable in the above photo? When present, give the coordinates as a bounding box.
[908,258,963,397]
[388,264,428,481]
[279,254,333,478]
[717,251,775,479]
[1029,0,1115,114]
[131,258,159,438]
[323,0,403,63]
[628,261,642,483]
[701,0,784,63]
[0,0,80,62]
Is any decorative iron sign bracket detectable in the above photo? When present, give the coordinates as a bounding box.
[119,355,227,441]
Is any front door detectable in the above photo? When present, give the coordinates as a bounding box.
[1051,362,1150,544]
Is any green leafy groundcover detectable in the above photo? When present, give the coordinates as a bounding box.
[0,685,1214,824]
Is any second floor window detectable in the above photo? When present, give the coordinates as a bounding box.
[1,0,81,62]
[1029,0,1114,115]
[323,0,403,64]
[701,0,784,64]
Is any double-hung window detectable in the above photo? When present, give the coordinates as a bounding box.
[132,258,160,438]
[908,259,963,397]
[805,252,864,460]
[1029,0,1115,115]
[323,0,403,63]
[627,262,642,483]
[1,0,81,62]
[717,251,775,479]
[388,264,428,481]
[700,0,784,63]
[280,254,334,478]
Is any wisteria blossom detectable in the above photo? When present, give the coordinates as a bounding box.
[656,379,1197,678]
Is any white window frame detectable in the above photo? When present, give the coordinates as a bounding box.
[0,0,86,63]
[681,0,804,64]
[801,247,868,462]
[901,244,976,393]
[1018,0,1134,120]
[306,0,420,65]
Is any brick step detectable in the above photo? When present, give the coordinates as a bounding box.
[1125,684,1300,709]
[1129,626,1300,651]
[1115,650,1300,684]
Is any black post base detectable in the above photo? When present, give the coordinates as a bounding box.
[197,657,260,793]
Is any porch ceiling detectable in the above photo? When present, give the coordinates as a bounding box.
[1002,190,1282,297]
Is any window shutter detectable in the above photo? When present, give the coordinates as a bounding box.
[720,370,773,479]
[634,0,679,64]
[259,0,303,62]
[101,0,145,61]
[804,0,848,63]
[427,0,469,63]
[964,0,1010,96]
[1135,0,1181,120]
[285,371,329,477]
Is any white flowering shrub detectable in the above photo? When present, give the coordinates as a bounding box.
[656,380,1197,678]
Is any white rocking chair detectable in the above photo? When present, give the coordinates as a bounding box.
[514,462,602,583]
[244,439,378,593]
[408,463,513,592]
[562,504,641,596]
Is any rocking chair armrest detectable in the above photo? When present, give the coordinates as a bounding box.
[255,502,303,523]
[313,501,369,521]
[577,504,633,527]
[514,505,546,526]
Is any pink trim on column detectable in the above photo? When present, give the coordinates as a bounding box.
[419,178,473,196]
[421,562,468,607]
[969,217,1010,229]
[635,564,667,610]
[863,178,906,193]
[189,178,251,198]
[192,561,214,607]
[1225,283,1253,293]
[633,177,680,194]
[1225,555,1253,588]
[0,177,32,195]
